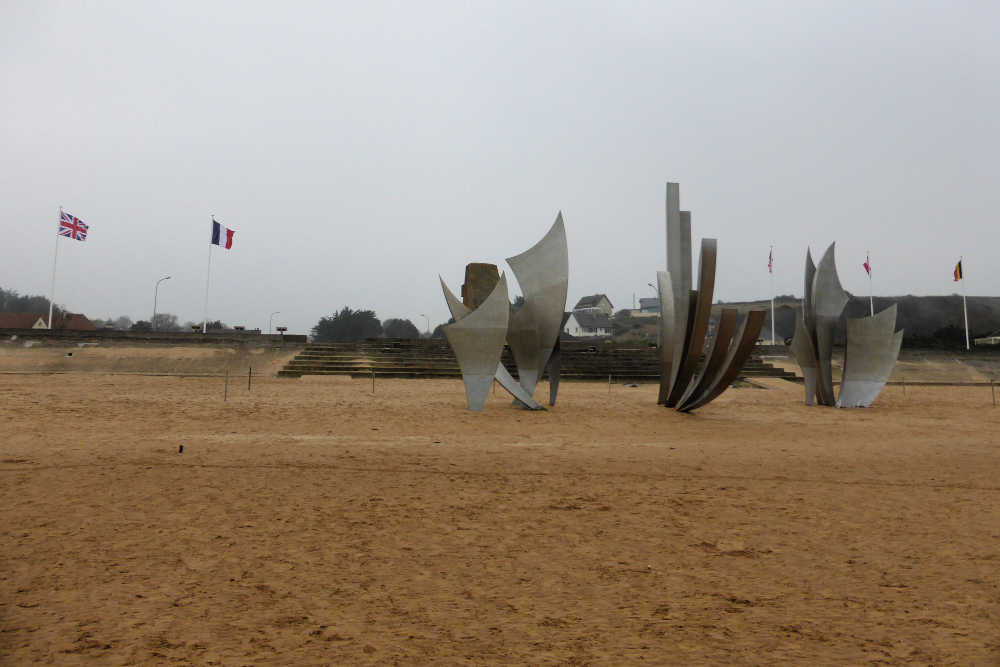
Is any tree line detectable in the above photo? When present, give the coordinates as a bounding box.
[109,315,230,332]
[2,285,228,332]
[311,307,446,342]
[0,286,63,318]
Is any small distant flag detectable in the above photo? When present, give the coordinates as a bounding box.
[211,218,235,250]
[953,259,963,282]
[58,209,88,242]
[863,253,871,276]
[768,247,773,274]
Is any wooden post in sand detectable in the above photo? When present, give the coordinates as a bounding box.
[608,374,612,394]
[371,369,375,393]
[248,366,252,392]
[224,368,229,401]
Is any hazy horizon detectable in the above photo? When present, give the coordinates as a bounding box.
[4,1,998,334]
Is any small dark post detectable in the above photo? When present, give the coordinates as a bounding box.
[224,368,229,401]
[371,369,375,393]
[608,374,612,394]
[248,366,252,391]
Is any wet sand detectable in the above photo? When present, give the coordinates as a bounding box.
[1,374,998,664]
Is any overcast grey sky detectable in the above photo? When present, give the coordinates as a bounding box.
[2,1,998,333]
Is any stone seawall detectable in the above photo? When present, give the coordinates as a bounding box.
[0,328,306,346]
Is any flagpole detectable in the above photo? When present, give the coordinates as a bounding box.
[48,207,62,329]
[202,227,213,334]
[868,250,874,317]
[961,256,969,351]
[769,244,775,345]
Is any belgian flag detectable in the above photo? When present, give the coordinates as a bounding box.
[953,260,963,282]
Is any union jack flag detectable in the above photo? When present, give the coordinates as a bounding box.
[58,210,88,241]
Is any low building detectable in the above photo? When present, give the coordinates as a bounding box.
[563,310,613,337]
[627,297,661,318]
[974,331,1000,346]
[572,294,613,316]
[638,297,659,313]
[0,312,95,331]
[56,313,96,331]
[0,313,49,329]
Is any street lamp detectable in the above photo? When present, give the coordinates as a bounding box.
[153,275,171,331]
[268,311,280,335]
[419,313,429,336]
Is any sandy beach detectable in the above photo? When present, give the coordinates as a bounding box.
[1,373,998,664]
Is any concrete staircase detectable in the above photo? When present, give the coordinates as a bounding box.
[278,339,798,382]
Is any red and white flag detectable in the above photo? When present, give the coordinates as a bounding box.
[863,253,871,276]
[211,218,235,249]
[767,247,773,274]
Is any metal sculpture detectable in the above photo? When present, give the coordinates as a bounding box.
[791,243,903,408]
[439,277,544,411]
[658,183,767,412]
[441,274,512,411]
[440,213,568,410]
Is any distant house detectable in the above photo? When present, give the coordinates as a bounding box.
[624,297,661,319]
[638,297,659,313]
[0,312,95,331]
[563,310,613,337]
[573,294,613,316]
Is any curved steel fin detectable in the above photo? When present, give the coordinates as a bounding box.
[683,310,766,412]
[656,270,674,404]
[442,274,510,411]
[440,275,471,321]
[789,310,819,405]
[836,305,902,408]
[546,337,561,406]
[506,303,541,395]
[802,248,817,337]
[676,308,740,411]
[665,238,717,407]
[494,362,545,410]
[667,206,693,395]
[504,212,569,396]
[811,243,849,406]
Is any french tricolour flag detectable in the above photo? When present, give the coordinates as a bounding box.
[211,218,235,250]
